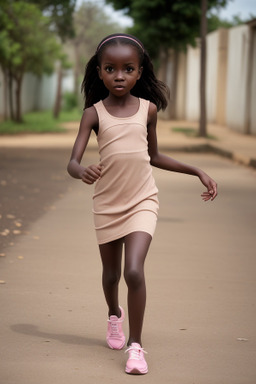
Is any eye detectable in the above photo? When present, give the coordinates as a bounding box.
[105,66,114,73]
[126,66,134,73]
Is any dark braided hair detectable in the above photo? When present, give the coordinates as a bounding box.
[81,33,169,111]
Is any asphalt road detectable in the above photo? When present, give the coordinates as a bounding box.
[0,149,256,383]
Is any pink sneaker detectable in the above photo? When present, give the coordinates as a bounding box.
[106,306,125,350]
[125,343,148,375]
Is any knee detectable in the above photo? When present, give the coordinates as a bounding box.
[102,270,121,287]
[124,268,144,290]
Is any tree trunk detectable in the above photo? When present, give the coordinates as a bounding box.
[3,69,8,120]
[74,42,80,103]
[15,75,23,123]
[53,63,62,119]
[8,70,15,121]
[199,0,207,137]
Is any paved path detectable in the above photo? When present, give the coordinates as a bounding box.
[0,121,256,383]
[1,119,256,168]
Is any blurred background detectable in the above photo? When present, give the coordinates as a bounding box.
[0,0,255,136]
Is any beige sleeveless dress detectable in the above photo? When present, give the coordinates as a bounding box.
[93,98,159,244]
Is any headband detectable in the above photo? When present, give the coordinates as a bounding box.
[97,35,144,53]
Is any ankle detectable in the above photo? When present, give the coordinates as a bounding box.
[127,338,142,347]
[108,306,122,318]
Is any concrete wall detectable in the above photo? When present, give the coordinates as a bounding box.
[185,43,200,121]
[226,25,249,133]
[0,68,74,118]
[206,30,219,123]
[184,30,226,124]
[216,29,228,125]
[247,27,256,134]
[159,22,256,135]
[175,51,187,120]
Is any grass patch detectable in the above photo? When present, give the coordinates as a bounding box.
[0,108,81,135]
[58,108,82,123]
[172,127,216,140]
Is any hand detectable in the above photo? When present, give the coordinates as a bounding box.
[81,164,102,184]
[199,172,218,201]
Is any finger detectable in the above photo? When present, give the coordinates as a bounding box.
[91,165,102,178]
[87,169,101,180]
[82,176,94,184]
[210,185,218,200]
[201,191,213,201]
[82,172,97,184]
[202,196,211,202]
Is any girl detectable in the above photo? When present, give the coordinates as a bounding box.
[67,33,217,375]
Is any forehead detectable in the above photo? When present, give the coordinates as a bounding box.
[100,44,140,64]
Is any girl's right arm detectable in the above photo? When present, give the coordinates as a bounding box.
[67,106,102,185]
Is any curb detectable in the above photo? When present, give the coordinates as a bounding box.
[158,142,256,169]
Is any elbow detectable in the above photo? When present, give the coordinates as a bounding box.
[149,153,160,168]
[67,162,72,176]
[67,160,75,178]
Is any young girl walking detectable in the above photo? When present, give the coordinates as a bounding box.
[67,33,217,375]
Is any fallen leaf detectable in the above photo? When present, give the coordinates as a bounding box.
[6,214,15,219]
[1,229,10,236]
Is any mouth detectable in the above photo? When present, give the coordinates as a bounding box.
[114,85,125,90]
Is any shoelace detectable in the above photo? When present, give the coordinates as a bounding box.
[108,318,122,338]
[125,345,148,360]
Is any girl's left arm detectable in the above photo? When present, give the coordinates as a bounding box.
[147,103,217,201]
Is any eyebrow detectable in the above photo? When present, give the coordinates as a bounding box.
[103,62,136,65]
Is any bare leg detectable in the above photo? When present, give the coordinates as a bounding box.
[99,238,123,318]
[124,232,152,346]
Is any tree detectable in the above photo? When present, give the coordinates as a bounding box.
[25,0,76,118]
[207,13,254,32]
[106,0,230,136]
[200,0,207,137]
[70,1,122,101]
[0,1,63,122]
[25,0,76,40]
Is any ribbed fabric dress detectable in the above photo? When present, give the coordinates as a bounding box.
[93,98,159,245]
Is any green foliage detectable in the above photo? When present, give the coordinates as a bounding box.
[62,91,78,111]
[172,127,216,140]
[69,0,123,94]
[0,1,70,121]
[208,13,255,32]
[0,109,81,135]
[0,2,63,76]
[106,0,231,57]
[0,110,64,134]
[72,1,122,65]
[24,0,76,41]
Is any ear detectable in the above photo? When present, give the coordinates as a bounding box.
[137,66,143,80]
[97,66,102,80]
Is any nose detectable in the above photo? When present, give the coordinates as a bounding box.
[115,70,124,81]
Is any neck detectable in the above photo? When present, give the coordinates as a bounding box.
[104,93,137,106]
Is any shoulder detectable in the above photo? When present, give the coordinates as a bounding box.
[80,105,99,132]
[147,101,157,125]
[83,105,99,121]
